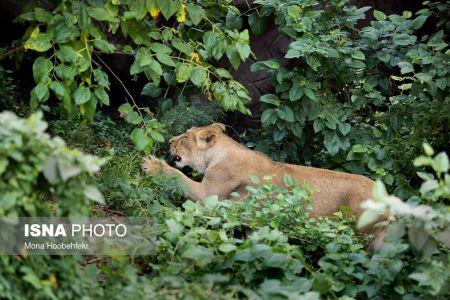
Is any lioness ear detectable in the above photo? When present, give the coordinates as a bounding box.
[195,129,218,150]
[211,123,226,133]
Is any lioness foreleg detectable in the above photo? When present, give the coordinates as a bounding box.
[141,156,207,202]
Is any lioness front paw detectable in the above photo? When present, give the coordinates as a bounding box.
[141,155,166,173]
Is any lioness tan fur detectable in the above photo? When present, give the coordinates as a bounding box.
[141,123,374,218]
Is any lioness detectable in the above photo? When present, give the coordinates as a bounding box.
[141,123,374,218]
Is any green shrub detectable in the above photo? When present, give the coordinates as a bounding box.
[16,0,251,153]
[249,0,449,198]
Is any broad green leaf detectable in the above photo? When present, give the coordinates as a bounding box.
[94,88,110,105]
[55,65,76,81]
[289,83,303,101]
[423,143,434,156]
[157,0,180,20]
[126,111,142,125]
[225,11,243,30]
[373,10,386,21]
[218,243,237,253]
[141,82,162,98]
[56,46,78,63]
[155,52,175,67]
[397,62,414,74]
[87,7,117,22]
[204,195,219,210]
[32,83,50,102]
[215,68,232,79]
[24,27,52,52]
[412,15,428,29]
[176,63,192,82]
[190,67,208,87]
[172,39,191,55]
[304,88,317,101]
[93,39,116,53]
[186,3,205,25]
[248,12,267,36]
[84,185,105,205]
[49,81,66,99]
[181,244,214,268]
[338,123,351,136]
[351,51,365,60]
[32,57,52,83]
[434,152,449,173]
[131,128,151,151]
[150,130,164,142]
[150,42,172,54]
[34,8,52,22]
[74,86,91,105]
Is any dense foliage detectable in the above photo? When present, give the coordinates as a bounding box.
[17,0,252,153]
[0,112,448,299]
[250,0,449,198]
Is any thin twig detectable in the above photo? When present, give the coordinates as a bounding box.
[0,45,23,61]
[93,52,138,109]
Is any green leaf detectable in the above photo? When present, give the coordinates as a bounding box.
[55,65,76,81]
[150,42,172,54]
[304,88,317,101]
[351,51,365,60]
[150,130,164,142]
[131,128,151,151]
[176,63,193,82]
[93,39,116,53]
[204,195,219,210]
[412,15,428,29]
[50,81,66,99]
[74,86,91,105]
[87,8,117,22]
[289,83,303,101]
[215,68,232,79]
[34,8,52,22]
[141,82,162,98]
[423,143,434,156]
[126,111,142,125]
[56,46,78,63]
[218,243,237,253]
[155,52,175,67]
[172,39,191,55]
[84,185,105,205]
[226,11,243,30]
[248,12,267,36]
[434,152,449,173]
[338,123,351,136]
[190,67,208,87]
[393,34,416,46]
[397,62,414,74]
[181,244,214,268]
[32,57,52,83]
[249,175,260,184]
[24,29,52,52]
[32,83,50,102]
[118,103,132,114]
[157,0,180,20]
[43,156,58,184]
[186,3,205,25]
[373,10,386,21]
[352,144,368,153]
[357,209,380,228]
[94,88,110,105]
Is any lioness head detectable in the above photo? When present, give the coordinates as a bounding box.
[169,123,226,173]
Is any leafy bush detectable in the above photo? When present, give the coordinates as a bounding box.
[0,111,105,217]
[250,0,449,197]
[16,0,252,153]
